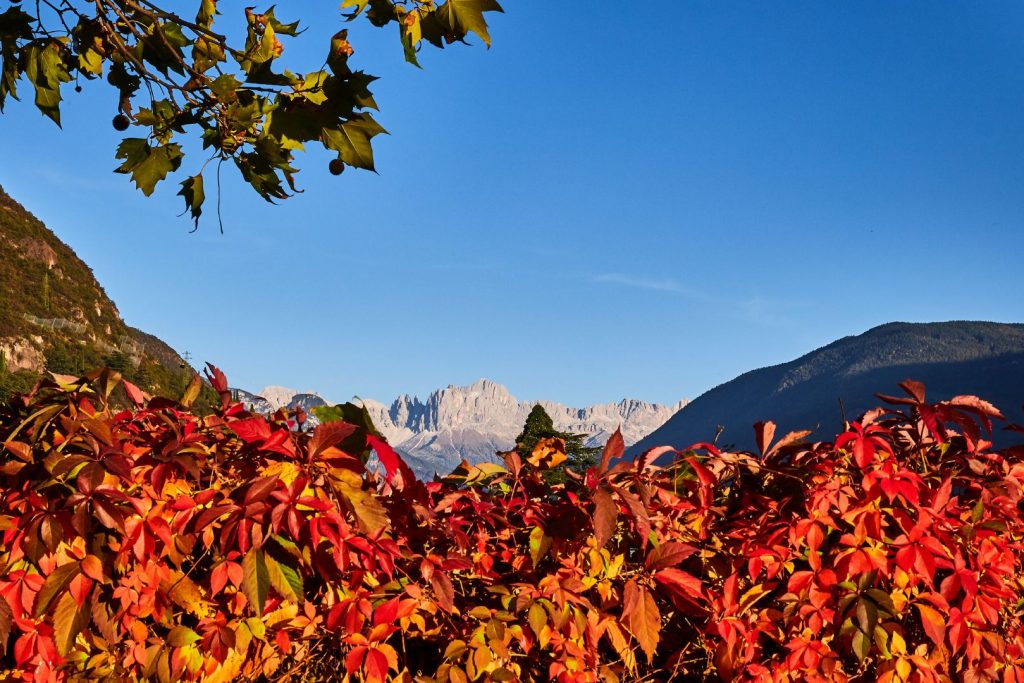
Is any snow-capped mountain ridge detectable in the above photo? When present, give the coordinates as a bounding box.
[234,379,687,477]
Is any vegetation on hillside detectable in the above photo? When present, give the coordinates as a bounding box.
[635,321,1024,455]
[0,369,1021,681]
[0,186,200,402]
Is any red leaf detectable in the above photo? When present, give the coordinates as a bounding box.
[599,428,624,473]
[244,475,280,505]
[646,542,697,571]
[754,421,776,455]
[686,457,716,488]
[0,597,11,655]
[364,647,391,683]
[210,563,229,596]
[765,430,813,457]
[592,487,618,548]
[617,488,651,548]
[431,572,455,613]
[636,445,675,471]
[373,597,401,626]
[900,379,927,404]
[346,645,367,677]
[204,363,231,408]
[367,435,416,487]
[654,568,705,603]
[231,417,273,444]
[79,556,104,583]
[122,380,145,406]
[310,421,357,459]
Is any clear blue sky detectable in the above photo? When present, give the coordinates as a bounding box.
[1,1,1022,406]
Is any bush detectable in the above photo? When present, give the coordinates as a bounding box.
[0,371,1022,682]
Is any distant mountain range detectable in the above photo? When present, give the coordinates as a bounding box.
[234,379,687,477]
[631,321,1024,456]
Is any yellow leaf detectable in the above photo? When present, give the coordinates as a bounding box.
[528,437,567,470]
[181,373,202,407]
[529,527,551,567]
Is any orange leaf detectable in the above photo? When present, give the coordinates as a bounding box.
[623,582,660,662]
[916,603,946,648]
[528,437,567,470]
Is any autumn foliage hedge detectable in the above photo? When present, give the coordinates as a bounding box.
[0,367,1023,682]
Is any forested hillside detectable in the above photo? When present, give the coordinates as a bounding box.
[0,186,192,398]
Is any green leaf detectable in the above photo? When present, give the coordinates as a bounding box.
[78,48,103,76]
[115,139,183,196]
[852,629,870,662]
[53,590,87,656]
[241,548,270,615]
[253,21,277,64]
[321,113,386,171]
[340,0,371,20]
[196,0,218,29]
[209,73,240,99]
[166,625,201,648]
[24,42,71,126]
[399,11,423,67]
[293,70,329,105]
[434,0,504,47]
[264,553,303,605]
[264,8,301,36]
[332,467,390,534]
[527,603,546,636]
[178,174,205,227]
[313,402,381,436]
[0,6,33,108]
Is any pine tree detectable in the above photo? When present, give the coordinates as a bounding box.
[514,404,600,484]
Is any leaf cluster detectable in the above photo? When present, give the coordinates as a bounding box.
[0,374,1023,681]
[0,0,503,227]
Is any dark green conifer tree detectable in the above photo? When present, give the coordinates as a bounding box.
[514,404,600,485]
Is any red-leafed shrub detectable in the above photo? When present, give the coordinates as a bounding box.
[0,369,1023,682]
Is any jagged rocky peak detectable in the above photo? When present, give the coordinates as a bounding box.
[232,378,688,478]
[257,385,326,411]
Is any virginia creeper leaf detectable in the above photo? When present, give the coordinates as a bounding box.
[53,590,88,656]
[241,548,270,615]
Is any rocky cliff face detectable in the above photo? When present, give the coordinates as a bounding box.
[236,379,686,477]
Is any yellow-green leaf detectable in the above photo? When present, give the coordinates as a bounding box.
[53,590,87,656]
[529,526,551,568]
[241,548,270,615]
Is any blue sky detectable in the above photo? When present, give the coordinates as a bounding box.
[1,0,1022,406]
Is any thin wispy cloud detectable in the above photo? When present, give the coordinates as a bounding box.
[593,273,695,295]
[592,273,811,329]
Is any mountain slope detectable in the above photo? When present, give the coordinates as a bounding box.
[631,321,1024,455]
[0,186,191,398]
